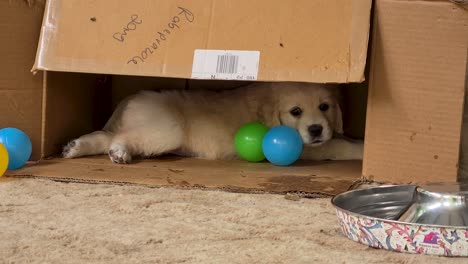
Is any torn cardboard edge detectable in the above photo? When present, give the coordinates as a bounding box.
[7,174,335,199]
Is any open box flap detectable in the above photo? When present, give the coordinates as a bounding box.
[362,0,468,183]
[32,0,371,83]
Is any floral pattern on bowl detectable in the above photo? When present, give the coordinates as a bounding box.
[335,209,468,257]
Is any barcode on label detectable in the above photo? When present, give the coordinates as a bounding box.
[191,50,260,80]
[216,55,239,74]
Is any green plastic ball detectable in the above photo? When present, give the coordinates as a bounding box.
[234,122,269,162]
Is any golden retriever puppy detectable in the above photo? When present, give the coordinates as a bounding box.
[63,82,363,163]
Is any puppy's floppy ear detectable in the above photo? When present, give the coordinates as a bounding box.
[254,87,282,126]
[261,103,281,127]
[328,84,344,134]
[334,103,344,134]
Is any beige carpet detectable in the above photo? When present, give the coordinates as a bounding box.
[0,179,465,264]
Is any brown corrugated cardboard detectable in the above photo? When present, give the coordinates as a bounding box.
[32,0,372,83]
[362,0,468,183]
[42,72,106,157]
[0,1,45,160]
[111,76,186,109]
[15,157,361,196]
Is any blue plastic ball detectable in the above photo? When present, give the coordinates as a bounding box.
[0,128,32,170]
[262,126,303,166]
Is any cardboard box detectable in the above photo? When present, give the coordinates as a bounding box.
[1,0,467,196]
[362,0,468,183]
[0,0,45,160]
[32,0,372,83]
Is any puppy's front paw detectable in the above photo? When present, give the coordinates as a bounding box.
[108,147,132,164]
[63,140,81,158]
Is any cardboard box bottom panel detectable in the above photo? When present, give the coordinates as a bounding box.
[14,157,362,196]
[6,72,367,196]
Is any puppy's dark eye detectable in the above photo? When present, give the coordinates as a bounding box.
[289,107,302,117]
[319,103,329,112]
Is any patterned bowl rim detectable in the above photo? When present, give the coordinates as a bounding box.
[331,184,468,230]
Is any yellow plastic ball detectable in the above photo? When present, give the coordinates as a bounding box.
[0,143,9,177]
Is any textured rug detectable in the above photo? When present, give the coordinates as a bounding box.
[0,178,465,264]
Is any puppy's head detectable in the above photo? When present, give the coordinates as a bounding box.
[268,83,343,146]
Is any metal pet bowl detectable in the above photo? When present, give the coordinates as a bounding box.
[332,184,468,257]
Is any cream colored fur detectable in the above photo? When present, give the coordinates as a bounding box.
[63,82,363,163]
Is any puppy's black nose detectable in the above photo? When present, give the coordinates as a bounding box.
[308,124,323,137]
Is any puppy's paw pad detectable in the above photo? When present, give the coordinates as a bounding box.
[109,148,132,164]
[63,140,81,158]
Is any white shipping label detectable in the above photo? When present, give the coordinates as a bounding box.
[191,50,260,80]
